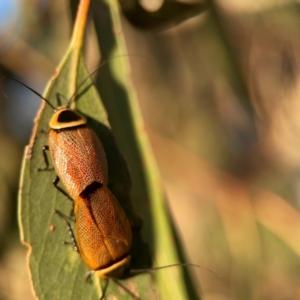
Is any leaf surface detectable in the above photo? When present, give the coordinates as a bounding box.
[19,0,152,299]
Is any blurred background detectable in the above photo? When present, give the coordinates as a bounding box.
[1,0,300,299]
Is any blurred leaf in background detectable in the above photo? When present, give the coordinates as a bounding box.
[1,0,300,299]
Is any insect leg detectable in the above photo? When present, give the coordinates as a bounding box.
[53,176,74,203]
[99,279,109,300]
[37,145,53,171]
[54,209,78,252]
[112,279,142,300]
[84,270,95,283]
[39,129,49,135]
[53,176,75,215]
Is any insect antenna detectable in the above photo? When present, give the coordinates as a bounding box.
[1,76,56,110]
[66,55,146,108]
[129,263,222,278]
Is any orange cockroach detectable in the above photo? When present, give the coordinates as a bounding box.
[8,76,133,281]
[48,105,132,278]
[48,104,132,278]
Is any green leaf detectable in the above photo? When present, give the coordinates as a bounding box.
[19,1,153,299]
[92,0,201,299]
[19,52,154,299]
[19,52,98,300]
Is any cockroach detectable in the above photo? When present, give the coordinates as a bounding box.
[6,76,133,281]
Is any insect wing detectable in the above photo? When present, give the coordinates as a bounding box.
[49,127,108,199]
[75,186,132,272]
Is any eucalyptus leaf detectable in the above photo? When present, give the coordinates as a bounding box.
[91,0,201,299]
[19,23,153,300]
